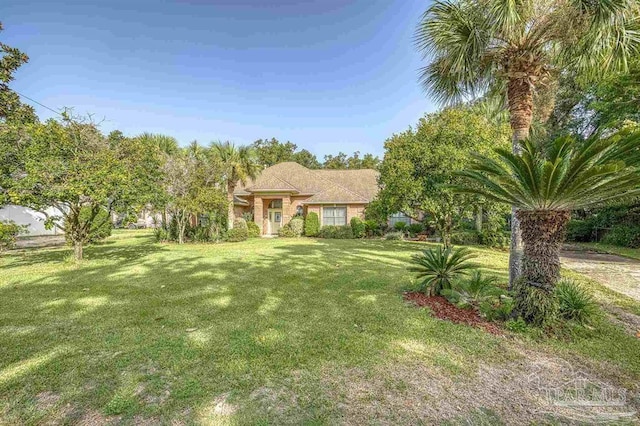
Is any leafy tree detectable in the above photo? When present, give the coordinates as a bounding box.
[136,132,179,155]
[4,114,164,260]
[457,132,640,323]
[416,0,640,285]
[292,149,321,169]
[210,141,260,228]
[0,22,37,124]
[324,151,381,170]
[252,138,297,167]
[375,107,510,247]
[161,150,228,244]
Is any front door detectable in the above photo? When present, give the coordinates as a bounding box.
[268,210,282,235]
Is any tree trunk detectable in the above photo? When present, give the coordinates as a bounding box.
[507,78,534,289]
[74,240,83,261]
[227,182,235,229]
[513,209,571,323]
[475,205,483,233]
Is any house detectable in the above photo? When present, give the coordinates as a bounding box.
[0,205,64,236]
[234,162,379,235]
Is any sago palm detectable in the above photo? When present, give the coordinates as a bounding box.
[409,246,477,296]
[416,0,640,286]
[456,131,640,322]
[210,141,260,228]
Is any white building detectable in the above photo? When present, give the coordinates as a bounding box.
[0,205,64,236]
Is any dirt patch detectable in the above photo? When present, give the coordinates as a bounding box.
[35,391,61,411]
[323,348,639,425]
[561,249,640,302]
[605,304,640,338]
[404,292,503,335]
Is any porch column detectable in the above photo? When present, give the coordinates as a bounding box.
[254,196,264,235]
[282,195,292,223]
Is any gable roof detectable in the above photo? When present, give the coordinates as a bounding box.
[234,162,379,204]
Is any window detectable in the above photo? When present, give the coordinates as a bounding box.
[323,206,347,226]
[268,199,282,209]
[389,212,411,227]
[295,205,303,216]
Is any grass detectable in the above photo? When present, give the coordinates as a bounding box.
[1,231,639,424]
[576,242,640,261]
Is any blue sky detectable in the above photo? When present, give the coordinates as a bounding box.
[3,0,436,158]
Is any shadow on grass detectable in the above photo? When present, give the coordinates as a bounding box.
[0,236,514,424]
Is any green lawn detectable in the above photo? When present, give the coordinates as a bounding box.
[1,231,639,424]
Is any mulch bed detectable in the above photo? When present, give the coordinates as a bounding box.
[403,292,504,335]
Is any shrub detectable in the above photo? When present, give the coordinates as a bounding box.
[304,212,320,237]
[478,229,508,248]
[554,279,598,324]
[364,219,383,237]
[450,230,480,246]
[350,217,366,238]
[407,223,425,237]
[318,225,354,239]
[0,221,26,252]
[408,246,477,296]
[505,317,528,333]
[227,218,248,242]
[384,231,403,240]
[154,227,170,242]
[64,206,112,245]
[480,295,514,322]
[247,221,261,238]
[394,221,407,232]
[565,219,593,242]
[601,224,640,248]
[279,217,304,238]
[442,271,504,308]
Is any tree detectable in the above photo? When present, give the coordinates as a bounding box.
[4,113,164,260]
[210,141,260,228]
[292,149,321,169]
[457,132,640,323]
[375,107,510,247]
[0,22,37,124]
[161,151,228,244]
[136,132,179,155]
[252,138,297,167]
[323,151,381,169]
[416,0,640,286]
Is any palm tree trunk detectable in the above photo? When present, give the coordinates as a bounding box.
[227,182,235,229]
[513,209,571,324]
[507,78,534,289]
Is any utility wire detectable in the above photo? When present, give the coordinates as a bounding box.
[13,89,63,116]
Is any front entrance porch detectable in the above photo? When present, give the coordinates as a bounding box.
[266,199,283,235]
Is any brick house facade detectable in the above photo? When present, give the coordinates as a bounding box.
[233,162,378,236]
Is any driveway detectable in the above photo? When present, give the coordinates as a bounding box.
[561,247,640,302]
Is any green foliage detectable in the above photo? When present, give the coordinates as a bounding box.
[350,217,366,238]
[512,278,558,326]
[251,138,322,169]
[408,246,477,296]
[384,231,404,241]
[304,212,320,237]
[247,221,261,238]
[375,107,510,247]
[0,220,26,251]
[479,296,514,322]
[323,151,380,170]
[364,219,384,237]
[154,226,170,243]
[64,206,112,245]
[407,223,425,237]
[226,218,248,242]
[278,217,304,238]
[601,225,640,248]
[566,219,594,242]
[504,317,529,333]
[393,221,407,232]
[554,279,599,324]
[441,270,504,308]
[0,23,38,124]
[318,225,354,239]
[450,230,480,246]
[478,229,509,248]
[457,133,640,211]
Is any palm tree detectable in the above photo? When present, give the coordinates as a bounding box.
[136,133,179,156]
[416,0,640,286]
[457,132,640,323]
[409,246,477,296]
[210,141,260,228]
